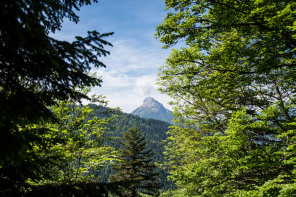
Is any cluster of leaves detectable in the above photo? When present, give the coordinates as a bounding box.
[162,107,296,196]
[156,0,296,196]
[1,94,121,196]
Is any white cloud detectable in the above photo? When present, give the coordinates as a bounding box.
[99,88,173,113]
[99,39,169,74]
[135,74,157,96]
[91,71,173,113]
[95,69,132,88]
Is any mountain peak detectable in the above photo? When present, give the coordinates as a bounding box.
[142,97,162,107]
[131,97,173,124]
[144,97,155,102]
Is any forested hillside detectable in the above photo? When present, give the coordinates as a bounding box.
[90,105,173,190]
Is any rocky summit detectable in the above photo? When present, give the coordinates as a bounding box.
[131,97,173,124]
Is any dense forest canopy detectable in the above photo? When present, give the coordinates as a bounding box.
[19,96,120,196]
[156,0,296,196]
[98,111,173,190]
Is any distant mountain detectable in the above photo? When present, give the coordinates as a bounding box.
[131,97,174,124]
[89,105,174,190]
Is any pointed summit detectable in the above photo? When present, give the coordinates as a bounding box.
[131,97,173,124]
[142,97,163,108]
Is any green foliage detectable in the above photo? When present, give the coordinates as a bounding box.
[114,113,170,164]
[156,0,296,196]
[0,94,119,196]
[1,0,114,195]
[164,107,296,196]
[0,0,112,168]
[110,127,160,197]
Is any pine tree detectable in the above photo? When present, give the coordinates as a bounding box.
[0,0,112,173]
[110,127,160,197]
[0,1,113,194]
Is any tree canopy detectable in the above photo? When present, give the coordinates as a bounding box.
[156,0,296,196]
[0,0,112,173]
[0,92,121,196]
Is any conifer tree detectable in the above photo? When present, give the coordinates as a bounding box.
[110,127,160,197]
[1,1,113,194]
[0,0,112,171]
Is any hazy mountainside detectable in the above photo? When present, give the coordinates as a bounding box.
[89,105,174,190]
[131,97,174,124]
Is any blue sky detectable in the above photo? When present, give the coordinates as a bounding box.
[53,0,173,113]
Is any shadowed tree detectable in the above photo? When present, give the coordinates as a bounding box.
[0,0,113,195]
[110,127,160,197]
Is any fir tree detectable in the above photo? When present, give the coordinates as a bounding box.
[0,0,113,194]
[110,127,160,197]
